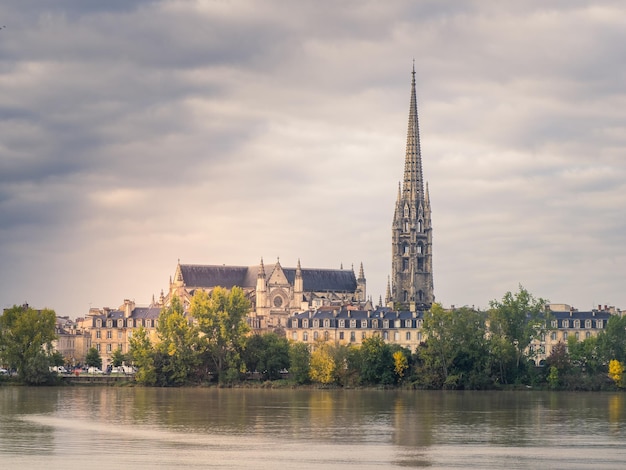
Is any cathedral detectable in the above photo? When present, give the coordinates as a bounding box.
[388,65,435,311]
[163,66,433,330]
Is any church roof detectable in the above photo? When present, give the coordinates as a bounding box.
[179,264,357,293]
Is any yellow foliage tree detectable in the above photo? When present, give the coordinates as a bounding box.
[608,359,624,387]
[393,350,408,379]
[309,342,335,384]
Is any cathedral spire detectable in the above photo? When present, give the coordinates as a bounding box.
[403,64,424,204]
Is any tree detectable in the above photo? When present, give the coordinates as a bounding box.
[393,350,409,380]
[191,287,250,383]
[418,304,490,389]
[243,333,290,380]
[597,315,626,364]
[309,341,335,384]
[0,304,57,384]
[128,326,156,385]
[608,360,624,388]
[359,336,395,385]
[156,296,204,385]
[488,286,548,383]
[289,342,311,385]
[85,347,103,369]
[110,348,126,368]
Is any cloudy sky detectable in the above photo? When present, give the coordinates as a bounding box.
[1,1,625,317]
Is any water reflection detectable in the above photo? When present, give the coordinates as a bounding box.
[1,387,625,469]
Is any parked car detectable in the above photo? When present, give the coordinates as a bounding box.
[0,368,8,375]
[87,367,103,374]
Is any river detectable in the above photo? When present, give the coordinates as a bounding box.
[0,386,624,469]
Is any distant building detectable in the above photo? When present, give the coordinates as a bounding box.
[53,316,90,367]
[164,258,368,331]
[388,65,434,311]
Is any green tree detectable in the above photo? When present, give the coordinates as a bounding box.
[50,350,66,368]
[110,348,126,368]
[243,333,290,380]
[191,287,250,383]
[488,285,548,384]
[128,326,156,385]
[156,296,204,385]
[359,336,395,385]
[0,305,57,384]
[85,347,102,369]
[597,315,626,364]
[418,304,490,389]
[289,342,311,385]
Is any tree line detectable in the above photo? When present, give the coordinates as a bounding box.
[1,286,625,389]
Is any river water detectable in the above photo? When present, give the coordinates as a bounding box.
[0,386,624,469]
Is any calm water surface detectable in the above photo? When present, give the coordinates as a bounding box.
[0,386,624,469]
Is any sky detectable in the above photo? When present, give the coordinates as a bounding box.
[1,0,625,318]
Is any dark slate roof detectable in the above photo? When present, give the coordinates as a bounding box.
[550,310,612,321]
[180,264,357,293]
[131,306,161,320]
[284,268,357,292]
[180,264,256,289]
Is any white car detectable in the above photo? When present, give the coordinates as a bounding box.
[88,367,103,374]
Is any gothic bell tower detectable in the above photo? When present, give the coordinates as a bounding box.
[390,65,434,311]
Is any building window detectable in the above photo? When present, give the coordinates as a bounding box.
[394,331,399,341]
[292,332,297,341]
[417,243,423,254]
[303,319,309,328]
[350,332,355,342]
[338,319,345,328]
[406,332,411,341]
[418,332,422,342]
[395,320,401,328]
[417,220,422,232]
[106,330,112,339]
[96,319,102,328]
[585,332,591,339]
[96,330,101,339]
[551,320,558,328]
[324,331,329,341]
[551,332,557,341]
[417,319,422,328]
[597,320,603,329]
[563,332,568,340]
[563,320,569,328]
[96,344,101,352]
[402,259,409,271]
[339,332,344,340]
[372,319,378,328]
[361,332,366,340]
[403,244,410,255]
[573,320,580,328]
[383,331,389,340]
[403,291,408,302]
[117,320,123,328]
[350,319,356,328]
[313,320,319,328]
[585,320,591,329]
[575,332,579,340]
[303,332,308,341]
[361,320,367,328]
[313,331,319,341]
[117,331,123,339]
[383,320,389,329]
[107,320,112,328]
[323,319,330,328]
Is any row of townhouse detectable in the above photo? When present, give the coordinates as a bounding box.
[284,304,621,365]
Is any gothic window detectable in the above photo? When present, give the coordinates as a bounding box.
[417,243,423,254]
[404,204,409,218]
[418,290,424,301]
[417,220,422,232]
[418,259,424,271]
[403,259,409,271]
[403,243,410,255]
[403,291,408,302]
[273,296,283,308]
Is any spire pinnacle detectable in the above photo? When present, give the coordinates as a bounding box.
[403,64,423,203]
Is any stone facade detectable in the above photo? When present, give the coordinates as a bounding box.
[389,66,434,311]
[165,258,368,331]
